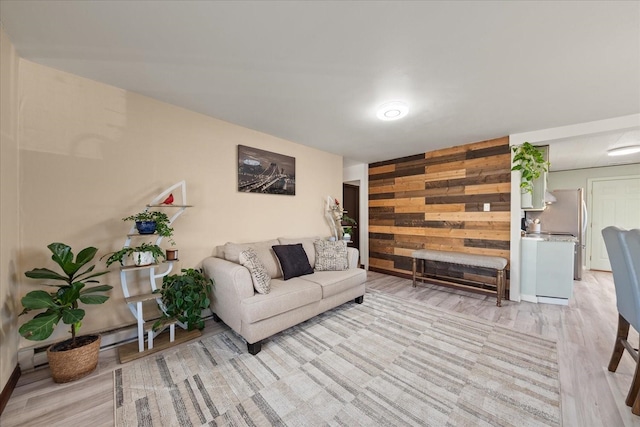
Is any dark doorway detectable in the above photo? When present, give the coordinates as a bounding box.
[343,183,360,250]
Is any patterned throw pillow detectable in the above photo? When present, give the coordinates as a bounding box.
[239,248,271,294]
[314,240,348,271]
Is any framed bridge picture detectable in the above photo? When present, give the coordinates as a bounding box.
[237,145,296,195]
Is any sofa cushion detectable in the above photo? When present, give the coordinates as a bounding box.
[314,239,349,271]
[238,248,271,294]
[272,244,314,280]
[278,236,321,268]
[224,240,282,278]
[301,269,367,299]
[241,278,322,323]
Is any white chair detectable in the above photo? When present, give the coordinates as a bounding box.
[602,226,640,415]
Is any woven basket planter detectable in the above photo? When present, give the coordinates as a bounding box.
[46,335,101,383]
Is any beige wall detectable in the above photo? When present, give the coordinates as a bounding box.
[0,27,20,394]
[15,60,342,349]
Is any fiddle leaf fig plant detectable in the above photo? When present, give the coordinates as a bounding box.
[511,142,550,194]
[19,243,112,346]
[153,268,213,331]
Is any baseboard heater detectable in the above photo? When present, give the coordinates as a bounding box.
[18,312,213,371]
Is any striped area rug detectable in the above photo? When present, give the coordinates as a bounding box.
[114,290,560,426]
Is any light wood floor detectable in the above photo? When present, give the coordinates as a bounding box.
[2,270,639,426]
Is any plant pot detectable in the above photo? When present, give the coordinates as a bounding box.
[342,234,351,241]
[47,334,101,383]
[166,248,178,261]
[132,251,155,266]
[136,220,157,234]
[521,191,533,209]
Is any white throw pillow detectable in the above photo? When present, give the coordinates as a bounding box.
[314,240,348,271]
[239,248,271,294]
[224,240,282,278]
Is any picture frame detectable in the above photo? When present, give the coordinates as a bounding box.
[237,145,296,195]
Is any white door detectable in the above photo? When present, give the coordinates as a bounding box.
[589,176,640,271]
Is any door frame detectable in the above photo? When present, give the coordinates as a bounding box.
[342,183,360,251]
[586,174,640,270]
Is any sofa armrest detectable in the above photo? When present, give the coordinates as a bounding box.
[347,247,360,269]
[201,256,254,334]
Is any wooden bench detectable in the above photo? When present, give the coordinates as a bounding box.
[412,249,508,306]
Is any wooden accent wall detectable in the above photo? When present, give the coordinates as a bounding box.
[368,137,511,288]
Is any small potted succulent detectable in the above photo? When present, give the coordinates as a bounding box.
[102,242,165,267]
[123,210,175,245]
[153,268,213,331]
[19,243,113,383]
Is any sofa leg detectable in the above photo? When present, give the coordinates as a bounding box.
[212,313,222,322]
[354,295,364,304]
[247,341,262,355]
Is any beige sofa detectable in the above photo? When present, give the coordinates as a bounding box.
[202,237,366,354]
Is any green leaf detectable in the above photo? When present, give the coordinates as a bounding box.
[80,285,113,294]
[24,268,68,282]
[48,243,74,274]
[61,308,85,325]
[19,312,60,341]
[21,290,57,310]
[79,294,110,304]
[77,269,109,281]
[57,284,82,305]
[75,246,98,267]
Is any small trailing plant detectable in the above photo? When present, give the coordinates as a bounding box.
[511,142,550,194]
[102,243,165,267]
[123,210,175,244]
[19,243,112,346]
[153,268,213,331]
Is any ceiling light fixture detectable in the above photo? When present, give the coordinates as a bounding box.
[607,145,640,156]
[376,101,409,121]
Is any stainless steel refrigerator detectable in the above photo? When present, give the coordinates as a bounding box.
[527,188,587,280]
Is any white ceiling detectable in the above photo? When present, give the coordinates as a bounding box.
[546,127,640,171]
[1,1,639,167]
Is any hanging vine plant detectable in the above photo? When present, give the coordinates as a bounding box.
[511,142,550,194]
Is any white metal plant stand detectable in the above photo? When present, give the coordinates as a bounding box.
[119,181,192,353]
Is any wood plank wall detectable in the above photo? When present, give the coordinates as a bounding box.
[368,137,511,289]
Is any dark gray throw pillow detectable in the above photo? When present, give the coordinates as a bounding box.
[272,244,314,280]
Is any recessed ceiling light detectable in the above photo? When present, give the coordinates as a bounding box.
[376,101,409,121]
[607,145,640,156]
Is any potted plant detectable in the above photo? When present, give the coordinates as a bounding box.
[153,268,213,331]
[165,248,179,261]
[102,243,165,267]
[123,210,175,244]
[341,214,357,241]
[19,243,113,383]
[511,142,550,194]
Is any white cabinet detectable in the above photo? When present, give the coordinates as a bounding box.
[535,240,574,299]
[521,237,575,304]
